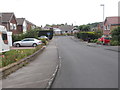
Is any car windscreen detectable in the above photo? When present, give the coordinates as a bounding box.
[104,38,110,40]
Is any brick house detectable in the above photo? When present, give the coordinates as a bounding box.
[26,20,36,31]
[0,13,20,34]
[17,18,27,33]
[103,16,120,35]
[98,22,103,30]
[58,25,74,34]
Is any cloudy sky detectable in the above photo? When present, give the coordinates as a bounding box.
[0,0,119,26]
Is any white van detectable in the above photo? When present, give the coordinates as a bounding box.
[0,25,10,53]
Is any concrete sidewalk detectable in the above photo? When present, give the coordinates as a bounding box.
[87,43,120,52]
[1,38,59,88]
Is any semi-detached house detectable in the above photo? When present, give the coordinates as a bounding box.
[17,18,27,33]
[0,13,20,34]
[103,16,120,35]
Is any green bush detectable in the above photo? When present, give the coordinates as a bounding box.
[90,39,98,43]
[12,34,25,42]
[12,28,41,42]
[93,39,98,43]
[39,38,48,45]
[76,32,97,41]
[96,40,102,44]
[110,40,120,46]
[110,27,120,46]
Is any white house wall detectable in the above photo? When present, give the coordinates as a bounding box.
[23,20,27,33]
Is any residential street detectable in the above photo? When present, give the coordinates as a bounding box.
[1,36,118,89]
[52,36,118,88]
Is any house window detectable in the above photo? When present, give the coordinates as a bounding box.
[104,26,107,30]
[10,23,13,30]
[107,24,111,30]
[13,24,16,30]
[2,33,8,44]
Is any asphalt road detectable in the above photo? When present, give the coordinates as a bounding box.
[52,36,118,88]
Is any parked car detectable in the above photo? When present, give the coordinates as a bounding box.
[13,38,42,47]
[98,37,111,45]
[39,36,49,40]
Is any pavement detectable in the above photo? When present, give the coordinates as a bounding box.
[1,38,59,88]
[71,36,120,52]
[87,43,120,52]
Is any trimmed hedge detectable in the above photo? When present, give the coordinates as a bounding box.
[76,32,98,41]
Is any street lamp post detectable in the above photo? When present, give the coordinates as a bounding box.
[100,4,105,33]
[100,4,105,44]
[100,4,105,22]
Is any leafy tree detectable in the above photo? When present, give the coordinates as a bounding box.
[78,25,90,31]
[24,28,40,38]
[94,30,103,38]
[110,27,120,45]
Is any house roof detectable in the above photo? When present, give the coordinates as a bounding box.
[58,25,74,31]
[17,18,25,25]
[26,20,36,26]
[0,13,15,22]
[104,16,120,25]
[44,26,52,29]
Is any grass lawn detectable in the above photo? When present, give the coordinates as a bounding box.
[0,45,42,68]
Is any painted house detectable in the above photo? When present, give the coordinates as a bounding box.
[53,28,62,35]
[58,25,75,34]
[43,26,53,30]
[0,13,20,34]
[26,20,36,31]
[103,16,120,35]
[17,18,27,33]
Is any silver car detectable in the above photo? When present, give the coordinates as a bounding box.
[39,36,49,40]
[13,38,42,47]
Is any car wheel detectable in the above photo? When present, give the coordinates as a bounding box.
[16,43,20,47]
[32,43,37,47]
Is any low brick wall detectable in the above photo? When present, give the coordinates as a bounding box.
[0,46,46,79]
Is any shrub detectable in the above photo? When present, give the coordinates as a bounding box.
[12,34,25,42]
[12,28,41,42]
[76,32,97,41]
[93,39,98,43]
[110,40,120,46]
[96,40,102,44]
[39,38,48,45]
[90,39,98,43]
[110,27,120,46]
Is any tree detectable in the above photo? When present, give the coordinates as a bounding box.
[111,27,120,41]
[78,25,90,31]
[24,28,40,38]
[94,30,103,38]
[110,27,120,46]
